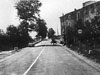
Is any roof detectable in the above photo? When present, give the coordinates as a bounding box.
[60,1,100,18]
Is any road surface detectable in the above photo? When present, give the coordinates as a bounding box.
[0,40,100,75]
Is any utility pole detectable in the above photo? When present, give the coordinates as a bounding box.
[57,24,59,35]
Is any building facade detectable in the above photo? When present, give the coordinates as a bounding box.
[60,1,100,36]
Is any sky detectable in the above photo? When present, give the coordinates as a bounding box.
[0,0,19,31]
[0,0,99,35]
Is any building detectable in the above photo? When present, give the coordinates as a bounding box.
[60,1,100,36]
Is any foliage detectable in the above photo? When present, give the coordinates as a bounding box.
[6,24,33,48]
[36,19,47,38]
[6,25,19,47]
[18,21,33,47]
[15,0,41,21]
[15,0,42,31]
[0,29,11,51]
[15,0,42,46]
[66,16,100,47]
[0,0,48,51]
[16,0,47,39]
[76,16,100,45]
[66,26,75,46]
[48,28,55,38]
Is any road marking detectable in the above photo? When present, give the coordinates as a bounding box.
[23,44,46,75]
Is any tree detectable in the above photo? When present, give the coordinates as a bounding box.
[6,25,19,47]
[89,16,100,45]
[15,0,41,21]
[48,28,55,38]
[66,26,75,46]
[6,25,18,36]
[0,29,8,50]
[15,0,42,45]
[73,16,100,46]
[18,20,32,47]
[36,19,47,39]
[15,0,42,32]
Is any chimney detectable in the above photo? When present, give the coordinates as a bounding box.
[74,8,77,11]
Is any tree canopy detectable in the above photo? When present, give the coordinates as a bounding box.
[36,19,47,38]
[0,0,48,51]
[15,0,47,39]
[15,0,41,21]
[48,28,55,38]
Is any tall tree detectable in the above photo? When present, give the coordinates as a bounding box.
[6,25,19,47]
[15,0,42,32]
[15,0,42,44]
[0,29,10,51]
[18,20,32,46]
[36,19,47,39]
[15,0,48,42]
[15,0,41,21]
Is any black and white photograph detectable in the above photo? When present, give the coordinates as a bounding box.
[0,0,100,75]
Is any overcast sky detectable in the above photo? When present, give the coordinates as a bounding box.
[40,0,85,34]
[0,0,99,34]
[0,0,19,31]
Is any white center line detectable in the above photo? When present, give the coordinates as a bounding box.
[23,43,46,75]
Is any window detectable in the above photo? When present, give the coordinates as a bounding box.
[68,15,71,19]
[77,12,80,20]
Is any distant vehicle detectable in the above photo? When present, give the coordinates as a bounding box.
[51,38,57,45]
[28,42,35,47]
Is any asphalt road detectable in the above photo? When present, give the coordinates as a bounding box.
[0,40,100,75]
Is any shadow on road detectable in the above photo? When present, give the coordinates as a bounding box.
[32,44,61,47]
